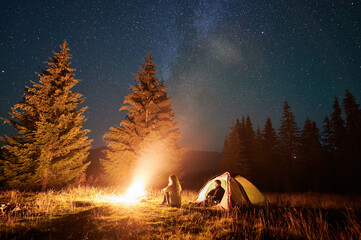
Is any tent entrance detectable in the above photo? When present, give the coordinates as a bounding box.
[194,172,267,210]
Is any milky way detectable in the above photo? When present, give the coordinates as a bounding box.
[1,0,360,151]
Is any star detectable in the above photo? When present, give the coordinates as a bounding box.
[0,0,360,151]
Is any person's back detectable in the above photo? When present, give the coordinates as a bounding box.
[164,184,181,207]
[162,175,182,207]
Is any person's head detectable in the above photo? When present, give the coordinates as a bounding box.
[168,175,181,190]
[215,179,221,188]
[169,175,177,185]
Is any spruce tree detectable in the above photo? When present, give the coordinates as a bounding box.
[242,115,255,179]
[279,102,299,153]
[322,116,333,153]
[262,117,281,190]
[329,97,346,151]
[252,126,265,188]
[299,118,324,191]
[343,90,361,149]
[343,90,360,131]
[323,97,347,192]
[0,41,91,190]
[102,53,182,187]
[342,91,361,192]
[279,101,299,191]
[263,118,278,152]
[244,115,255,159]
[220,119,251,178]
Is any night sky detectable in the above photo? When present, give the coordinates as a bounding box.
[1,0,361,151]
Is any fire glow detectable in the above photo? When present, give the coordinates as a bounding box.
[103,178,146,204]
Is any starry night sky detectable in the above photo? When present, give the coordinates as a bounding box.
[1,0,361,151]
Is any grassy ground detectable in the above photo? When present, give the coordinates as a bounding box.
[0,187,360,239]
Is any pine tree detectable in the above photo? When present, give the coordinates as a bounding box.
[262,117,281,191]
[244,115,255,156]
[102,53,182,187]
[0,41,91,190]
[299,118,324,191]
[343,90,361,149]
[252,126,265,188]
[279,101,299,191]
[325,97,348,192]
[242,115,255,179]
[329,97,346,152]
[342,91,361,192]
[245,115,255,141]
[220,119,251,178]
[321,116,334,191]
[263,118,278,152]
[322,116,333,153]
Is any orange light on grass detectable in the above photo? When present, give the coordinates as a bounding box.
[105,178,146,204]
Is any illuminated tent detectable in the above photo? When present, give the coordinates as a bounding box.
[194,172,267,210]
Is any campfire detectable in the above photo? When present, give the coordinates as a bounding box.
[105,178,147,204]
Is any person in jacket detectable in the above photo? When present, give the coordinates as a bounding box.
[160,175,182,207]
[206,179,225,204]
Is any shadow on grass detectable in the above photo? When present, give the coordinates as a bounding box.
[1,207,96,240]
[0,206,149,240]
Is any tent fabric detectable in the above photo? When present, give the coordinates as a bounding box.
[194,172,267,210]
[234,176,267,205]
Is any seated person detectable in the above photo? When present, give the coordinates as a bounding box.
[160,175,182,207]
[205,179,225,205]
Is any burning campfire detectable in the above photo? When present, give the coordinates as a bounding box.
[102,178,147,204]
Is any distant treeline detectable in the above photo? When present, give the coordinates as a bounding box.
[220,91,361,193]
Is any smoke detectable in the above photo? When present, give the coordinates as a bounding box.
[131,138,179,188]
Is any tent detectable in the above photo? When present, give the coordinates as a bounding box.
[194,172,267,210]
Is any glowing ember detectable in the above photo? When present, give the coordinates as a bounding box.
[106,179,146,204]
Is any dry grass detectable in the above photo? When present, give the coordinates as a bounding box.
[266,192,361,209]
[0,188,360,239]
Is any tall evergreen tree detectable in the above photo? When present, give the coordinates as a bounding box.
[0,41,91,190]
[255,127,262,141]
[220,119,252,178]
[263,118,278,153]
[343,90,361,139]
[252,126,264,187]
[322,116,333,153]
[342,90,361,192]
[242,115,255,179]
[102,53,182,187]
[245,115,255,141]
[329,97,346,152]
[321,116,335,191]
[279,101,299,191]
[221,119,242,172]
[262,117,281,191]
[299,118,324,191]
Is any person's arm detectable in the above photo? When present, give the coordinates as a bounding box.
[214,188,225,202]
[162,185,170,193]
[207,189,215,199]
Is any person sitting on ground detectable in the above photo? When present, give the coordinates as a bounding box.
[205,179,225,205]
[160,175,182,207]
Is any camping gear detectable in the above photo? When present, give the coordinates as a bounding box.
[194,172,267,210]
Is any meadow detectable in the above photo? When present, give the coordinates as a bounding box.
[0,187,360,239]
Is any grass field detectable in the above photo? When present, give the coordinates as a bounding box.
[0,187,360,239]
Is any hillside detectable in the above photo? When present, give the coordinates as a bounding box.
[86,147,221,189]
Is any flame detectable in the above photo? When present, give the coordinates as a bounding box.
[105,178,146,204]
